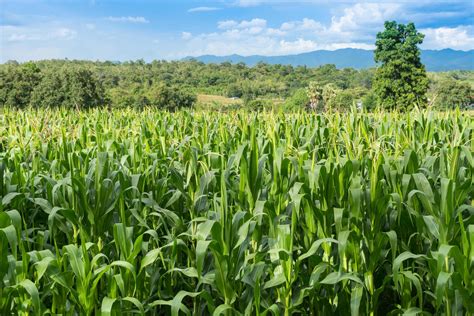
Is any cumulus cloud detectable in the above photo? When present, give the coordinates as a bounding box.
[279,39,318,53]
[106,16,149,23]
[280,18,324,32]
[188,7,220,13]
[218,20,239,29]
[182,13,376,57]
[218,18,267,30]
[329,3,401,37]
[181,32,192,40]
[3,0,472,61]
[181,8,384,57]
[3,25,77,42]
[181,1,474,57]
[421,26,474,50]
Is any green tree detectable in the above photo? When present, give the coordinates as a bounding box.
[373,21,428,110]
[0,62,41,108]
[282,88,310,111]
[432,79,473,108]
[30,71,64,108]
[362,91,378,110]
[146,83,196,111]
[226,83,243,98]
[30,67,106,109]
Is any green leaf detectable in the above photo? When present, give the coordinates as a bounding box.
[101,297,117,316]
[320,272,363,285]
[18,279,41,312]
[2,192,22,206]
[350,285,364,316]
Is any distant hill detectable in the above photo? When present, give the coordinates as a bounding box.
[184,48,474,71]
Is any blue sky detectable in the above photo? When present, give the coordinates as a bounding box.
[1,0,473,62]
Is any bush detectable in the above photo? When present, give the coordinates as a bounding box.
[146,84,196,110]
[432,79,473,109]
[362,91,378,110]
[31,67,106,109]
[330,91,355,110]
[226,83,244,98]
[245,99,272,111]
[107,84,148,109]
[0,62,41,108]
[282,88,309,111]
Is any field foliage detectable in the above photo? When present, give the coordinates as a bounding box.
[0,108,473,315]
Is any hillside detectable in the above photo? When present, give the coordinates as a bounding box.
[184,48,474,71]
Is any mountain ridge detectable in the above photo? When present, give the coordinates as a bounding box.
[183,48,474,71]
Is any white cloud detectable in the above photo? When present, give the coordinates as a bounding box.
[280,18,323,32]
[2,1,471,62]
[106,16,149,23]
[218,20,238,30]
[218,18,267,30]
[279,39,373,53]
[52,28,77,40]
[279,39,318,53]
[266,28,286,36]
[178,0,474,58]
[188,7,220,13]
[3,25,77,42]
[324,42,374,50]
[239,18,267,29]
[233,0,263,7]
[182,15,373,57]
[329,3,401,36]
[181,32,192,40]
[421,26,474,51]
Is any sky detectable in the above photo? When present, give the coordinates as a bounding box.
[1,0,473,62]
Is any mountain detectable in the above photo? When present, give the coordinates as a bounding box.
[183,48,474,71]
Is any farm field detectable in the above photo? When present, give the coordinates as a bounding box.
[0,108,473,315]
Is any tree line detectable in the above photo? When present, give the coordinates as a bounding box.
[0,22,472,111]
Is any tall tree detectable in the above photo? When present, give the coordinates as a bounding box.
[373,21,428,110]
[30,67,106,109]
[432,79,473,109]
[0,62,41,108]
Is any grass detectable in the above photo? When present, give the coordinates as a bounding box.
[0,107,473,315]
[195,94,243,111]
[197,94,244,105]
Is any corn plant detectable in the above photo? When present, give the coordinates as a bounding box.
[0,107,473,315]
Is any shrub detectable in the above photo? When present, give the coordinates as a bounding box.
[31,67,106,109]
[146,84,197,110]
[282,88,309,111]
[245,99,272,111]
[0,62,41,108]
[432,79,473,109]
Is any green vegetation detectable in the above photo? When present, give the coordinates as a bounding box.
[373,21,429,110]
[1,58,473,111]
[431,79,473,109]
[30,66,106,109]
[1,108,473,314]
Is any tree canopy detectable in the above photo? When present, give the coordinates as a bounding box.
[373,21,429,110]
[0,48,472,111]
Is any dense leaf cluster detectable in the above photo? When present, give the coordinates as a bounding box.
[0,109,472,314]
[431,79,473,108]
[0,51,472,110]
[0,62,197,110]
[374,21,429,110]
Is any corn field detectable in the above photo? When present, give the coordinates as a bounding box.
[0,108,473,315]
